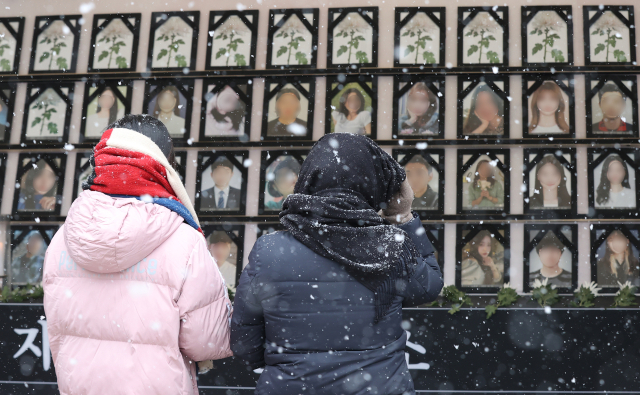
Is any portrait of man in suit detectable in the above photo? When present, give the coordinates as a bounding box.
[200,156,241,210]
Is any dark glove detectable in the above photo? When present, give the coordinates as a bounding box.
[380,179,414,225]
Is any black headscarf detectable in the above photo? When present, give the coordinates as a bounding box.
[280,133,421,323]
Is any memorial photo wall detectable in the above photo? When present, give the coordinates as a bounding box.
[1,2,639,296]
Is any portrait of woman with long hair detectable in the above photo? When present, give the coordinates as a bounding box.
[529,155,571,209]
[528,81,570,134]
[331,87,372,135]
[462,84,504,136]
[467,159,504,209]
[595,154,636,209]
[151,86,185,137]
[398,82,439,135]
[18,159,58,211]
[461,230,504,286]
[205,85,247,137]
[85,87,124,138]
[597,230,640,286]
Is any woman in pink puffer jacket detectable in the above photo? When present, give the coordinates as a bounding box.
[43,115,232,395]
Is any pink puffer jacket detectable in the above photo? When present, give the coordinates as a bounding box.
[43,191,233,395]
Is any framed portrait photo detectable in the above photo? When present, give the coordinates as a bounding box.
[196,151,248,215]
[72,151,92,201]
[521,6,573,67]
[147,11,199,71]
[201,78,252,142]
[327,7,378,68]
[81,80,132,141]
[88,13,141,72]
[262,77,314,140]
[458,6,508,66]
[0,82,17,142]
[21,83,74,144]
[392,149,444,215]
[207,10,258,70]
[584,5,636,65]
[204,224,244,291]
[586,75,638,138]
[259,150,308,214]
[9,225,59,286]
[457,149,510,215]
[29,15,81,73]
[456,223,510,294]
[393,75,444,138]
[458,75,509,138]
[0,17,25,74]
[523,224,577,294]
[588,148,639,217]
[267,9,318,69]
[423,223,445,273]
[523,148,577,218]
[326,75,376,138]
[591,224,640,293]
[143,79,194,140]
[394,7,445,67]
[522,75,575,138]
[13,153,66,217]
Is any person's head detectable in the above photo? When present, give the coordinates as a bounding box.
[598,83,626,120]
[210,86,246,131]
[596,155,631,205]
[405,155,433,194]
[467,230,496,284]
[274,88,301,120]
[153,86,181,117]
[207,231,233,266]
[267,157,301,198]
[210,156,234,189]
[22,159,57,210]
[529,81,570,133]
[601,230,638,277]
[97,87,119,124]
[472,159,496,188]
[405,82,437,125]
[463,84,504,134]
[535,231,565,269]
[533,155,571,206]
[338,88,366,117]
[25,232,44,256]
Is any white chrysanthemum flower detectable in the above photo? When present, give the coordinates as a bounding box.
[158,16,191,37]
[402,12,438,34]
[278,14,307,34]
[336,12,370,33]
[99,18,132,39]
[42,20,70,40]
[530,11,564,31]
[502,282,515,290]
[616,280,633,295]
[36,88,61,106]
[593,11,627,34]
[213,15,250,37]
[577,281,602,296]
[465,12,500,33]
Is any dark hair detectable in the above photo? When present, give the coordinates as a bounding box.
[596,155,631,205]
[535,231,565,254]
[401,82,438,131]
[463,84,504,134]
[598,230,639,280]
[267,157,301,197]
[152,86,182,117]
[97,87,119,125]
[598,83,626,102]
[208,231,233,245]
[22,159,57,210]
[530,155,571,208]
[338,88,366,117]
[406,154,432,173]
[467,230,496,285]
[471,159,496,190]
[211,156,234,172]
[210,87,246,131]
[276,88,301,102]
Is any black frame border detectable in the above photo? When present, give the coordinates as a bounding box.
[9,224,59,286]
[20,82,74,145]
[325,74,377,138]
[327,7,379,68]
[457,74,510,139]
[261,76,315,141]
[0,82,17,142]
[394,7,446,67]
[29,15,81,74]
[521,6,574,67]
[87,13,141,73]
[80,79,133,142]
[258,149,308,215]
[392,148,445,216]
[522,74,576,139]
[147,11,200,71]
[202,223,245,288]
[583,5,637,66]
[457,148,511,216]
[587,147,640,218]
[142,78,194,141]
[0,17,25,75]
[392,74,445,139]
[12,152,67,218]
[457,6,509,67]
[200,77,253,142]
[585,74,639,138]
[206,10,259,71]
[266,8,319,69]
[590,223,640,294]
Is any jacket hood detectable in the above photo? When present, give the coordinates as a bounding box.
[64,190,185,273]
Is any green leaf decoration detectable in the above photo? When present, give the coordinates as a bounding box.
[215,47,227,60]
[594,43,606,55]
[613,49,627,62]
[31,117,42,127]
[467,45,478,56]
[486,51,500,63]
[175,54,187,68]
[234,53,247,66]
[355,51,368,64]
[404,44,415,57]
[55,57,68,70]
[0,58,10,71]
[39,52,50,63]
[276,45,288,58]
[295,51,308,65]
[337,45,348,57]
[115,56,128,68]
[423,51,436,64]
[98,51,109,61]
[551,49,565,62]
[532,43,543,55]
[47,122,58,134]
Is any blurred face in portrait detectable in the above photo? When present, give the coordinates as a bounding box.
[273,167,298,197]
[474,91,500,122]
[209,241,232,267]
[217,86,241,115]
[33,163,56,195]
[600,91,625,120]
[607,159,627,186]
[211,165,233,189]
[537,162,562,191]
[539,245,562,269]
[405,161,432,195]
[26,234,44,257]
[407,88,431,118]
[345,92,363,114]
[477,235,492,259]
[98,89,116,113]
[276,92,301,121]
[536,89,561,117]
[608,231,630,256]
[477,161,493,180]
[158,89,178,113]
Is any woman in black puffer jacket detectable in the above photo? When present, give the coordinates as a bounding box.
[231,133,443,395]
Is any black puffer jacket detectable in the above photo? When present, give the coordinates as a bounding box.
[230,212,443,394]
